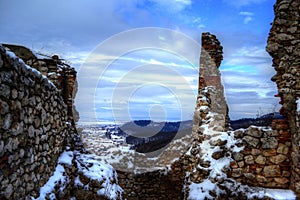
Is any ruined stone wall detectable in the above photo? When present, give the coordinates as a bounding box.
[199,32,229,130]
[117,163,185,200]
[230,120,291,189]
[266,0,300,193]
[0,45,71,199]
[184,31,295,198]
[2,44,79,124]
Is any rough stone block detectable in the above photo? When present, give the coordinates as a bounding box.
[245,155,254,164]
[263,165,281,177]
[255,155,266,165]
[262,149,277,157]
[243,136,260,148]
[277,143,289,154]
[232,152,244,161]
[245,127,262,138]
[261,137,278,149]
[270,154,287,164]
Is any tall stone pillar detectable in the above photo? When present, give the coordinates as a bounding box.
[198,32,229,130]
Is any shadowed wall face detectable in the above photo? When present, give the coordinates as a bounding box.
[0,46,70,199]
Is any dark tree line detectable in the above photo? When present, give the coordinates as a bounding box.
[230,112,284,130]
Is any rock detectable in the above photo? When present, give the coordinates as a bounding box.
[0,55,3,68]
[243,136,260,148]
[251,149,261,156]
[263,165,281,177]
[234,130,244,139]
[274,177,289,184]
[0,99,9,114]
[255,155,266,165]
[244,155,254,164]
[270,154,287,164]
[11,88,18,99]
[244,173,255,180]
[232,152,244,161]
[212,150,224,160]
[261,137,278,149]
[79,173,90,185]
[282,171,290,177]
[262,149,277,157]
[0,141,4,156]
[3,113,12,130]
[209,139,227,146]
[230,161,238,169]
[28,125,35,138]
[28,96,36,107]
[245,127,262,138]
[256,175,267,183]
[4,184,13,198]
[231,168,243,178]
[277,144,289,155]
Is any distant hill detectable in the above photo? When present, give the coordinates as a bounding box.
[230,112,284,130]
[119,120,192,153]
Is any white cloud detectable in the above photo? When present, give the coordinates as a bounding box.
[224,0,267,7]
[223,45,270,67]
[149,0,192,13]
[239,11,254,24]
[1,0,276,122]
[220,45,278,120]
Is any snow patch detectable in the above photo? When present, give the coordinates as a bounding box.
[58,151,73,166]
[265,189,296,200]
[35,164,68,200]
[75,153,123,200]
[189,179,218,199]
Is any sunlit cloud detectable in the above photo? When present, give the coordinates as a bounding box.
[224,0,268,7]
[0,0,276,122]
[239,11,254,24]
[148,0,192,13]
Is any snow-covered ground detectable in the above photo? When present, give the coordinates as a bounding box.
[33,149,123,200]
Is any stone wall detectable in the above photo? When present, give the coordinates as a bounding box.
[117,162,185,200]
[2,44,79,124]
[230,120,291,188]
[266,0,300,193]
[0,45,71,198]
[0,44,123,199]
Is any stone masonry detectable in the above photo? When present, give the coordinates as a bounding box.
[199,32,229,130]
[0,45,123,200]
[266,0,300,193]
[2,44,79,124]
[0,45,71,198]
[230,121,291,189]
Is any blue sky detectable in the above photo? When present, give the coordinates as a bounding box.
[0,0,278,123]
